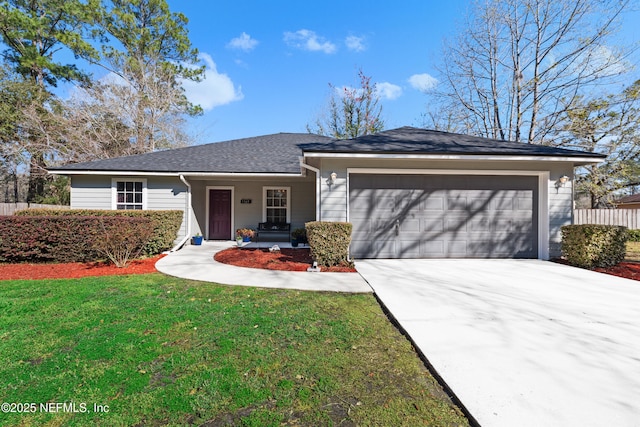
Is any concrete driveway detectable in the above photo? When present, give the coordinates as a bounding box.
[356,259,640,427]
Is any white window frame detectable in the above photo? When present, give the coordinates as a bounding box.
[111,178,147,210]
[262,186,291,223]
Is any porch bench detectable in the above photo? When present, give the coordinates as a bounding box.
[256,222,290,242]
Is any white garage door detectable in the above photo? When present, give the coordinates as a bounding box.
[349,174,538,258]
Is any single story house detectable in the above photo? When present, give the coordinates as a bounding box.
[49,126,604,260]
[613,194,640,209]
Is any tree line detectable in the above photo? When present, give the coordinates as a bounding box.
[0,0,203,203]
[1,0,638,207]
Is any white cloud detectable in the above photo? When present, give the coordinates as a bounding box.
[182,53,243,111]
[227,32,258,52]
[283,29,336,54]
[408,73,438,92]
[375,82,403,100]
[345,35,366,52]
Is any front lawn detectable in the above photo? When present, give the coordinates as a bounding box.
[626,241,640,262]
[0,274,468,426]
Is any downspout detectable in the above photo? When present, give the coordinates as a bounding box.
[169,174,192,252]
[299,158,321,220]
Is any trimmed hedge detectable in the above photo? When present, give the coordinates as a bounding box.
[306,221,353,268]
[16,209,183,255]
[0,216,152,263]
[561,224,628,269]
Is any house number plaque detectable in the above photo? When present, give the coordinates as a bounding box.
[240,199,252,204]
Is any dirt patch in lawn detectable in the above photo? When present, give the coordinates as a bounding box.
[0,255,164,281]
[214,247,356,273]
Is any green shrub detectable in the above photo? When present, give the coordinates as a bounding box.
[0,216,152,263]
[94,218,154,267]
[292,227,307,243]
[16,209,183,255]
[561,224,628,269]
[306,221,353,268]
[626,229,640,242]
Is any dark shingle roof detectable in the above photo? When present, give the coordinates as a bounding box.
[51,127,604,174]
[51,133,333,174]
[300,126,606,158]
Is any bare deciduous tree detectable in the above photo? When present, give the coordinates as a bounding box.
[308,69,385,139]
[428,0,632,145]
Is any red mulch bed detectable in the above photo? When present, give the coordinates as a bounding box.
[0,255,165,281]
[214,247,357,273]
[553,258,640,282]
[594,262,640,281]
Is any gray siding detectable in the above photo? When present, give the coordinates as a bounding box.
[70,175,112,209]
[70,175,188,244]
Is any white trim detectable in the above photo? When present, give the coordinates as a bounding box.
[170,175,192,252]
[347,168,548,176]
[538,172,550,260]
[262,186,291,223]
[206,186,235,240]
[300,159,321,221]
[305,152,604,164]
[111,177,147,210]
[346,168,550,260]
[61,171,179,176]
[52,170,305,177]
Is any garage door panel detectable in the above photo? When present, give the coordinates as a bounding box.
[398,240,421,257]
[468,216,492,232]
[422,240,445,255]
[469,198,491,211]
[422,197,444,210]
[447,196,468,210]
[447,241,467,255]
[349,174,538,259]
[373,239,397,257]
[517,197,533,210]
[423,218,444,232]
[376,195,396,211]
[447,217,467,232]
[400,219,420,232]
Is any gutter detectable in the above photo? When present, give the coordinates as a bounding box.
[299,158,321,221]
[169,174,192,252]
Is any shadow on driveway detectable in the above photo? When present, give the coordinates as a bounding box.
[357,259,640,427]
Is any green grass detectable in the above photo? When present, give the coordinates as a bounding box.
[0,274,468,426]
[626,241,640,262]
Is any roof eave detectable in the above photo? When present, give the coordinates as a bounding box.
[48,169,305,177]
[302,152,605,164]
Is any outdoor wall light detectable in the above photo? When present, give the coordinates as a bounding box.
[328,172,338,184]
[555,175,570,190]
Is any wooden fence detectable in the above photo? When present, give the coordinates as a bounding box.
[574,209,640,229]
[0,203,70,216]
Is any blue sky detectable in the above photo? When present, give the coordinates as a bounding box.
[169,0,469,143]
[48,1,637,144]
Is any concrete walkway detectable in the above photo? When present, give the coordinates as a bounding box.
[357,259,640,427]
[155,241,372,293]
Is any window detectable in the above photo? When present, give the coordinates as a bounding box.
[112,179,146,210]
[263,187,290,223]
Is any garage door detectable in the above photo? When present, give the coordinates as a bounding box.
[349,174,538,258]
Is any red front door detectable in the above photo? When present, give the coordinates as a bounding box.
[209,189,232,239]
